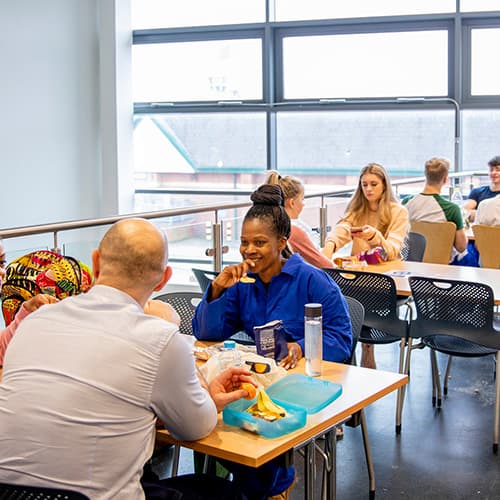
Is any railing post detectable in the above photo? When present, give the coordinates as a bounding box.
[212,222,223,272]
[52,232,61,254]
[319,204,328,247]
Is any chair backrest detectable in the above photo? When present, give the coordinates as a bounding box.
[323,268,406,338]
[0,483,89,499]
[154,292,203,336]
[403,231,427,262]
[192,268,219,292]
[410,220,456,264]
[344,296,365,365]
[472,224,500,269]
[408,276,499,349]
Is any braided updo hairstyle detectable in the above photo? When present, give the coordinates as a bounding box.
[243,184,292,258]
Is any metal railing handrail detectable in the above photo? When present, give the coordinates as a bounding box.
[0,170,488,269]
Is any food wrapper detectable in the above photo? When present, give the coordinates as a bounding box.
[333,256,367,270]
[357,246,388,265]
[253,320,288,362]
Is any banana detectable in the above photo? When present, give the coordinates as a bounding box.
[246,389,287,421]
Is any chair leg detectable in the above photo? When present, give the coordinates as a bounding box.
[494,351,500,454]
[443,355,453,396]
[395,336,410,434]
[171,445,180,477]
[359,409,376,498]
[430,350,442,408]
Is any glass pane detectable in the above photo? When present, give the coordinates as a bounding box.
[276,109,455,180]
[283,31,448,99]
[471,28,500,95]
[133,40,262,102]
[274,0,455,22]
[462,109,500,173]
[133,113,266,177]
[461,0,500,12]
[132,0,265,29]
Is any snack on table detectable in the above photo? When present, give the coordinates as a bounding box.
[246,389,287,421]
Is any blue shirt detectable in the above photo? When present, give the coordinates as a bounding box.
[467,185,500,206]
[193,254,352,363]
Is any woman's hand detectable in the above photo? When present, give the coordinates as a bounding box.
[208,366,257,412]
[210,260,256,300]
[279,342,303,370]
[351,224,378,242]
[22,294,59,313]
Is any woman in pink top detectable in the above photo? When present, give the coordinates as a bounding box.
[0,240,58,366]
[265,171,333,269]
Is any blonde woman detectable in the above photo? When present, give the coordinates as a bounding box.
[265,171,333,269]
[322,163,409,368]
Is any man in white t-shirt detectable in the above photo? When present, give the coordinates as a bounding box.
[475,194,500,226]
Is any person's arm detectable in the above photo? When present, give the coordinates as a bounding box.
[361,204,409,261]
[454,228,468,253]
[0,295,58,366]
[151,333,254,440]
[464,188,480,222]
[192,283,243,341]
[289,225,334,268]
[321,222,353,259]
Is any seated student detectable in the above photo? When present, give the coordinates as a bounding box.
[402,157,468,263]
[0,240,58,366]
[265,170,334,268]
[464,155,500,222]
[321,163,408,369]
[475,194,500,226]
[0,219,254,499]
[193,184,352,500]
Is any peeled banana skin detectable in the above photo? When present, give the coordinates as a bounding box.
[246,389,287,421]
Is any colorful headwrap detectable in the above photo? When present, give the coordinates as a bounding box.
[1,250,93,326]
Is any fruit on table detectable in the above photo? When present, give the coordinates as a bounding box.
[246,389,287,421]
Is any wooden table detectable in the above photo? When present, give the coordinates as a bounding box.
[156,359,407,500]
[365,260,500,304]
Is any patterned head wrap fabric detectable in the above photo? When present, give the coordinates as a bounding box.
[1,250,93,326]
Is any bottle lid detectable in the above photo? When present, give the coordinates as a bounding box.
[223,340,237,349]
[305,303,322,317]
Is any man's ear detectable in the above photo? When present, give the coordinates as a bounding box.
[91,249,100,279]
[153,265,173,292]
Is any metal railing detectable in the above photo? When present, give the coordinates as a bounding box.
[0,171,488,272]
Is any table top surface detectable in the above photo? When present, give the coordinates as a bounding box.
[365,260,500,304]
[156,359,407,468]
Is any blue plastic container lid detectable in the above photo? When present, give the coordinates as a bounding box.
[266,373,342,414]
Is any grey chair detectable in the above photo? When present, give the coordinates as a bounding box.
[408,276,500,453]
[343,297,376,499]
[404,231,427,262]
[323,268,410,433]
[192,268,219,292]
[0,483,89,499]
[155,291,202,336]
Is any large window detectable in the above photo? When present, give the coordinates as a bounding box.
[132,39,263,103]
[132,2,500,211]
[131,0,265,29]
[470,28,500,96]
[282,30,448,99]
[274,0,455,22]
[276,110,455,177]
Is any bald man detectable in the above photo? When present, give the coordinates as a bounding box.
[0,219,251,499]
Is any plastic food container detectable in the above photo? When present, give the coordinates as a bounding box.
[222,374,343,438]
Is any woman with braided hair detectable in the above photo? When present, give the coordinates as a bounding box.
[193,184,352,499]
